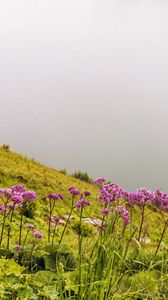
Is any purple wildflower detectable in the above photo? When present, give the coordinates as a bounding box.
[51,216,60,224]
[11,185,26,194]
[101,207,108,216]
[27,223,35,230]
[23,191,36,201]
[128,188,155,206]
[0,205,6,212]
[152,189,168,212]
[11,194,23,204]
[98,183,126,205]
[48,193,63,200]
[68,187,80,196]
[0,188,12,198]
[76,199,90,208]
[14,245,23,252]
[117,206,130,226]
[84,191,91,197]
[33,231,44,239]
[92,177,107,187]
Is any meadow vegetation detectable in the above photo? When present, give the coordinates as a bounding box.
[0,146,168,299]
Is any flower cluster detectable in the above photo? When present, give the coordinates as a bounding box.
[0,184,42,249]
[14,244,23,252]
[0,185,37,211]
[51,216,60,224]
[92,177,107,187]
[117,206,130,225]
[48,194,63,200]
[11,185,26,194]
[76,199,90,209]
[11,194,23,204]
[23,191,36,201]
[0,205,6,212]
[33,231,44,239]
[127,188,155,206]
[68,187,80,196]
[0,188,12,198]
[152,189,168,212]
[101,207,109,216]
[27,223,35,230]
[98,183,127,205]
[84,191,90,197]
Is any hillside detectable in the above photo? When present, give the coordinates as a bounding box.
[0,146,97,195]
[0,145,98,199]
[0,146,99,248]
[0,147,168,299]
[0,146,164,245]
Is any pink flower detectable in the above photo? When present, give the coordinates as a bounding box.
[0,205,6,212]
[76,199,90,208]
[98,183,127,205]
[11,194,23,204]
[101,207,108,216]
[117,206,130,225]
[68,187,80,196]
[84,191,90,197]
[51,216,59,224]
[33,231,44,239]
[128,188,155,206]
[0,188,12,198]
[48,194,63,200]
[23,191,36,201]
[11,185,26,193]
[27,223,35,230]
[92,177,107,187]
[152,189,168,211]
[14,245,23,252]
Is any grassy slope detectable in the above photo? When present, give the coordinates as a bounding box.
[0,146,165,248]
[0,147,99,249]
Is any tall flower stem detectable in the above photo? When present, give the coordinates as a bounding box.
[100,204,107,236]
[48,199,55,243]
[30,242,35,273]
[18,211,23,245]
[78,206,83,300]
[58,196,74,246]
[138,204,145,242]
[52,223,57,246]
[22,228,30,249]
[154,219,168,259]
[48,198,52,243]
[7,208,15,250]
[0,200,8,247]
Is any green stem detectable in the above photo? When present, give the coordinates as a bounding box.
[0,201,8,247]
[18,211,23,245]
[30,243,35,273]
[138,204,145,242]
[48,199,55,243]
[78,206,83,300]
[58,196,74,246]
[52,223,57,246]
[22,229,30,249]
[154,219,168,259]
[7,209,14,250]
[48,199,52,243]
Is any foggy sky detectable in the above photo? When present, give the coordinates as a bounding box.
[1,0,168,191]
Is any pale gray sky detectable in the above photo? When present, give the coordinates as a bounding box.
[1,0,168,191]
